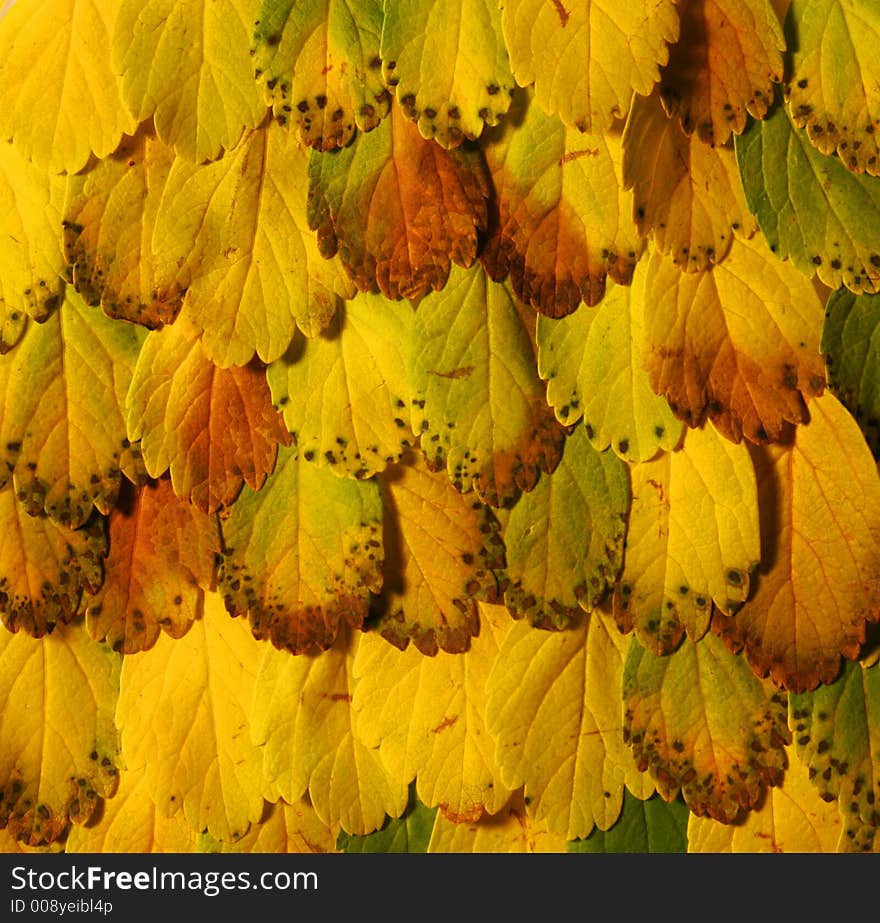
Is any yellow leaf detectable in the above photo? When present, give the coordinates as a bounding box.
[498,0,679,132]
[252,625,408,836]
[113,0,268,163]
[486,611,651,840]
[0,0,137,173]
[209,798,337,853]
[658,0,785,146]
[717,393,880,693]
[128,316,291,512]
[352,603,515,823]
[116,591,264,842]
[0,621,121,847]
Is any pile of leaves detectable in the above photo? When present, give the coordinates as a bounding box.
[1,0,879,855]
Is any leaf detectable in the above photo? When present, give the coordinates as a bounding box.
[480,89,644,318]
[252,625,409,835]
[0,141,66,350]
[613,422,761,655]
[623,631,791,822]
[337,785,436,853]
[411,263,565,507]
[308,100,490,300]
[371,452,504,655]
[485,611,653,841]
[218,443,383,655]
[0,487,106,638]
[380,0,514,147]
[267,292,415,480]
[715,393,880,692]
[154,122,353,369]
[427,789,568,852]
[0,0,137,174]
[537,260,683,461]
[0,291,147,528]
[497,0,679,133]
[735,94,880,295]
[657,0,785,146]
[116,591,265,842]
[622,91,757,270]
[784,0,880,176]
[502,424,629,629]
[0,622,121,847]
[208,799,337,853]
[127,315,291,513]
[789,660,880,852]
[83,479,220,654]
[820,288,880,456]
[352,603,515,822]
[113,0,268,163]
[252,0,389,151]
[568,791,689,853]
[686,744,842,852]
[643,234,827,444]
[62,126,185,329]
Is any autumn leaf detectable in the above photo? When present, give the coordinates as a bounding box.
[154,122,353,369]
[0,622,121,846]
[622,91,757,270]
[371,452,504,655]
[657,0,785,146]
[252,625,409,835]
[481,89,643,318]
[643,234,826,444]
[127,316,291,513]
[613,422,760,655]
[308,100,490,300]
[736,93,880,295]
[113,0,267,163]
[338,785,436,853]
[206,798,337,854]
[62,126,185,329]
[0,486,106,638]
[252,0,389,151]
[486,611,653,841]
[267,293,415,480]
[380,0,514,147]
[715,393,880,692]
[623,631,791,822]
[116,591,264,842]
[784,0,880,176]
[218,443,383,655]
[536,260,683,461]
[411,263,565,507]
[0,0,137,174]
[502,424,629,629]
[497,0,679,133]
[569,791,689,853]
[0,291,147,528]
[352,603,515,822]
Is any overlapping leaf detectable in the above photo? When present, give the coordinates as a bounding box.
[0,622,121,846]
[411,264,565,507]
[497,0,679,133]
[371,453,504,655]
[643,234,827,444]
[128,316,291,512]
[308,101,490,300]
[481,90,643,317]
[502,424,629,629]
[784,0,880,176]
[380,0,514,147]
[338,787,435,853]
[716,393,880,692]
[623,631,791,822]
[218,444,383,655]
[252,0,389,151]
[267,293,415,480]
[0,291,147,528]
[537,260,683,461]
[207,799,337,853]
[113,0,267,163]
[569,791,689,853]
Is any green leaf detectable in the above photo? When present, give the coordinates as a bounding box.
[568,791,689,853]
[337,784,437,853]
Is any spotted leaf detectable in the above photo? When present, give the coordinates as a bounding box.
[207,798,337,854]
